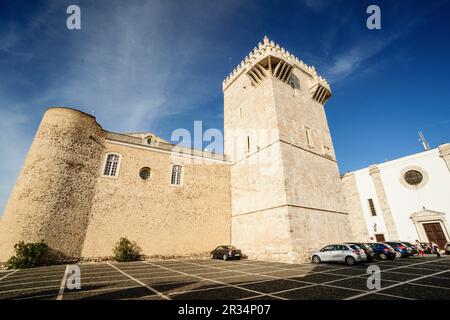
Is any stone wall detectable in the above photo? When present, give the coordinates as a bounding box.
[369,165,399,240]
[439,143,450,172]
[0,108,105,261]
[0,108,231,262]
[81,140,231,258]
[341,173,370,242]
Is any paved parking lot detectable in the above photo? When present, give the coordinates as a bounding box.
[1,256,449,300]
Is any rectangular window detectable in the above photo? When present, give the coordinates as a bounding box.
[103,154,120,177]
[368,198,377,216]
[247,136,250,153]
[305,127,312,147]
[171,165,183,186]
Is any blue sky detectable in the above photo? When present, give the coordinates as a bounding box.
[1,0,450,215]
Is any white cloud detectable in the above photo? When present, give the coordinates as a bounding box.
[0,1,240,216]
[302,0,330,12]
[0,108,31,214]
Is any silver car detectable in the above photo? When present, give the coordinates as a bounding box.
[310,244,367,265]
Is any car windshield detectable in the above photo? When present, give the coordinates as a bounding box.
[349,245,360,250]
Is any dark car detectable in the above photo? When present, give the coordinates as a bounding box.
[384,241,411,258]
[419,242,433,254]
[367,242,396,260]
[345,243,375,261]
[445,243,450,255]
[401,242,418,255]
[210,245,242,261]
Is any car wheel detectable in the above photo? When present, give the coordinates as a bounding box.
[312,255,321,264]
[379,253,387,260]
[223,254,228,261]
[346,256,356,266]
[395,251,401,258]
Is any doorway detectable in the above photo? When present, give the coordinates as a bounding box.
[423,223,447,249]
[375,234,385,242]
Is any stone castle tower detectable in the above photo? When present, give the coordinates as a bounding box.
[224,36,352,262]
[0,108,106,260]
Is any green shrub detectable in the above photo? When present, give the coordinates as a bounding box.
[112,237,142,262]
[6,240,49,269]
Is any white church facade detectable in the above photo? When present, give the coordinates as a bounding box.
[342,143,450,249]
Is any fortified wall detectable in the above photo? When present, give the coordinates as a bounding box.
[0,108,231,262]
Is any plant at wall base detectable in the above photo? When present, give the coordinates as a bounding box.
[6,240,49,269]
[112,237,142,262]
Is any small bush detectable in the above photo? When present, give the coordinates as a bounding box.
[6,240,49,269]
[112,237,142,262]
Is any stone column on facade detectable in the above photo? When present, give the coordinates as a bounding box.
[439,143,450,171]
[369,165,399,240]
[341,172,369,241]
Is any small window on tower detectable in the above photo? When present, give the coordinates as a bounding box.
[247,136,250,153]
[305,127,312,148]
[322,145,332,158]
[368,199,377,216]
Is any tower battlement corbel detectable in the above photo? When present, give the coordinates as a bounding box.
[222,36,331,104]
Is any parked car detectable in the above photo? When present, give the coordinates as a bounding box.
[366,242,396,260]
[310,244,367,265]
[419,242,433,254]
[210,245,242,261]
[345,242,375,261]
[384,241,411,258]
[401,241,419,255]
[445,242,450,255]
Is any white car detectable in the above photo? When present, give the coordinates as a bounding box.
[310,244,367,265]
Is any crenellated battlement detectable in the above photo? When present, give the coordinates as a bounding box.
[223,36,330,91]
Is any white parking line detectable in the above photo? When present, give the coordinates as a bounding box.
[107,262,170,300]
[345,268,450,300]
[56,265,69,300]
[59,285,143,298]
[0,279,61,288]
[0,270,18,281]
[405,282,450,291]
[0,284,60,294]
[183,257,449,300]
[145,261,288,300]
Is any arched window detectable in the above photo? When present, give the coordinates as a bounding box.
[103,153,121,177]
[170,165,183,186]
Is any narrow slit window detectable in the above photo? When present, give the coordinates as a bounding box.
[305,127,312,148]
[368,199,377,216]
